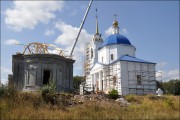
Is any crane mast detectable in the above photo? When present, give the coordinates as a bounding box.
[69,0,93,57]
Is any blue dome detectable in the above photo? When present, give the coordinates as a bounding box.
[100,34,131,48]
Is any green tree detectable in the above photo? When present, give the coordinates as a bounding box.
[156,80,164,90]
[73,76,85,90]
[157,79,180,95]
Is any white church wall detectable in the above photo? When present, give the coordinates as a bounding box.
[98,45,118,64]
[148,64,157,93]
[109,46,117,63]
[120,61,157,95]
[120,61,130,95]
[104,46,110,64]
[91,40,103,65]
[98,47,106,63]
[98,44,136,65]
[117,44,136,58]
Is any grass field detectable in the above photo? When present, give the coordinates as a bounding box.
[0,91,179,120]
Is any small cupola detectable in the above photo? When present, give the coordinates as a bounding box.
[112,15,120,34]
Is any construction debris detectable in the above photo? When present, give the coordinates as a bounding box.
[73,94,130,106]
[115,98,130,106]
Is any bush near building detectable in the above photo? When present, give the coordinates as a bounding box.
[108,89,119,99]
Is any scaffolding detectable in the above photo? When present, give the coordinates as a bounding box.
[84,43,92,76]
[126,63,162,95]
[101,61,162,95]
[102,63,120,93]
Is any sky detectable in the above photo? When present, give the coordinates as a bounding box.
[0,0,179,84]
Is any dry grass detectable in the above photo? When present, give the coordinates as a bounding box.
[0,92,179,120]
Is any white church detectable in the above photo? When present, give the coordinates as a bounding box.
[84,16,157,95]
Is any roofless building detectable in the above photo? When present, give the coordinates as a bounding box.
[12,43,75,92]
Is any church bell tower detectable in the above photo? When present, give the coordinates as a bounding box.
[91,10,103,66]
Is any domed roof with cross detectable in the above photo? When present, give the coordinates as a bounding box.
[100,15,132,49]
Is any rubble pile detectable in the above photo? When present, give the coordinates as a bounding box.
[45,93,131,109]
[115,98,130,106]
[73,94,130,106]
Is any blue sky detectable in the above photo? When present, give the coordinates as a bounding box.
[1,1,179,84]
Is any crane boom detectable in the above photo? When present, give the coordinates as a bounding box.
[69,0,93,57]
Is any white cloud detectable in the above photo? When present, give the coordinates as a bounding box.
[5,39,20,45]
[48,50,59,54]
[105,27,112,36]
[45,30,55,36]
[48,49,65,55]
[166,69,179,79]
[105,27,128,36]
[1,66,12,84]
[157,61,168,67]
[5,1,64,31]
[55,21,92,48]
[122,28,128,34]
[55,21,93,75]
[156,69,179,81]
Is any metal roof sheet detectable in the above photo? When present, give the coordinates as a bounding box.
[119,55,156,64]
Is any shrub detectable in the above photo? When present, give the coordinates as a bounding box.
[0,85,6,98]
[108,89,118,99]
[5,86,18,98]
[0,85,17,99]
[40,81,56,95]
[39,80,56,103]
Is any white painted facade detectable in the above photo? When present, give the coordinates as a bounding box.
[98,44,136,64]
[85,19,157,95]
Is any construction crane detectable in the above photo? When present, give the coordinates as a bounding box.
[69,0,93,58]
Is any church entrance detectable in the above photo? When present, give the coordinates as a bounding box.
[43,70,50,84]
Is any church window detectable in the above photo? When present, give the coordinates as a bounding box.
[91,48,93,58]
[137,75,141,85]
[111,54,114,60]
